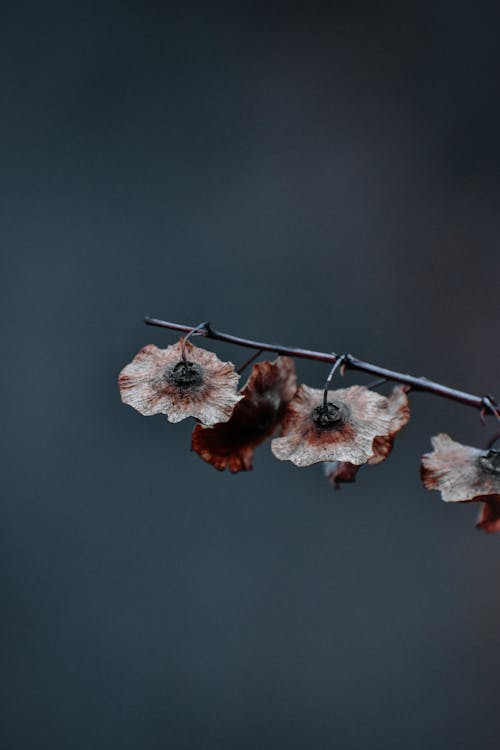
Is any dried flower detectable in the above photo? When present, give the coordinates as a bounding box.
[323,385,411,488]
[421,434,500,532]
[118,339,242,425]
[191,357,297,472]
[271,384,399,467]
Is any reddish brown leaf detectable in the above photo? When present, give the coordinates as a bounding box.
[192,357,297,472]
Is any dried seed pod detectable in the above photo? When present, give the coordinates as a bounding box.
[118,339,242,425]
[192,357,297,472]
[421,434,500,533]
[271,384,398,467]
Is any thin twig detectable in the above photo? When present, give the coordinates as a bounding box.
[144,317,499,416]
[486,432,500,450]
[181,320,209,362]
[365,377,389,390]
[237,349,264,375]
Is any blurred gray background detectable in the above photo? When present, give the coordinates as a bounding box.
[1,2,500,748]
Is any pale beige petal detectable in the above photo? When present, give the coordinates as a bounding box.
[368,385,411,465]
[271,384,396,467]
[118,339,242,425]
[421,434,500,503]
[118,344,176,416]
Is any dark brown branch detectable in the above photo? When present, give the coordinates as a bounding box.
[144,317,499,416]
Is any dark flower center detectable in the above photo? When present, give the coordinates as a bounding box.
[312,401,347,429]
[166,360,203,389]
[478,449,500,476]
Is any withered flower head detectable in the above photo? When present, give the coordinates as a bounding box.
[271,384,398,467]
[118,339,242,425]
[322,385,411,487]
[421,434,500,533]
[192,357,297,472]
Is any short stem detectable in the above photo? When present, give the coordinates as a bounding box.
[181,321,210,362]
[237,349,263,375]
[322,355,346,406]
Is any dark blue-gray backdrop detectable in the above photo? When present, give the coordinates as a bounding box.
[2,3,500,749]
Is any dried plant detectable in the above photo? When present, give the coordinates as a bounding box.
[271,384,400,467]
[422,434,500,532]
[192,356,296,472]
[118,317,500,533]
[323,385,410,488]
[119,337,241,425]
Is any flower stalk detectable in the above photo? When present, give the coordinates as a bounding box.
[144,317,499,418]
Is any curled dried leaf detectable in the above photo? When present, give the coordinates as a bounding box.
[271,384,397,467]
[118,339,242,425]
[192,357,297,472]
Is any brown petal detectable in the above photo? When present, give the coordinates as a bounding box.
[476,498,500,533]
[323,461,360,489]
[118,339,242,425]
[192,357,297,472]
[271,384,396,467]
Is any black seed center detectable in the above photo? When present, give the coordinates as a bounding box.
[478,449,500,476]
[312,402,347,429]
[166,360,203,389]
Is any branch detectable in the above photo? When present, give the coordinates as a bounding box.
[143,316,499,417]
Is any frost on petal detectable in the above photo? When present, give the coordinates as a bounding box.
[323,461,360,489]
[118,339,242,425]
[271,384,395,467]
[421,434,500,503]
[192,357,297,472]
